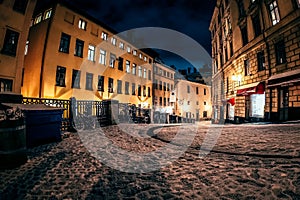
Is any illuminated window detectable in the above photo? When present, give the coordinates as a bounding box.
[74,39,84,57]
[119,42,124,49]
[269,0,280,25]
[133,50,137,56]
[43,9,52,20]
[1,29,19,56]
[101,32,108,40]
[78,19,87,30]
[126,60,130,73]
[99,49,106,65]
[138,66,142,77]
[86,73,93,90]
[127,46,131,53]
[139,53,143,59]
[87,45,95,61]
[109,53,116,68]
[71,70,81,88]
[24,41,29,55]
[132,63,136,75]
[56,66,66,87]
[111,37,117,46]
[143,68,147,79]
[97,75,104,91]
[144,56,147,62]
[59,33,70,53]
[34,14,42,25]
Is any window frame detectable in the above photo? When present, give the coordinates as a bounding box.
[1,29,19,56]
[71,69,81,88]
[275,40,286,65]
[269,0,280,26]
[99,49,106,65]
[55,66,66,87]
[85,73,93,91]
[74,38,84,57]
[87,44,95,61]
[97,75,104,92]
[59,32,70,53]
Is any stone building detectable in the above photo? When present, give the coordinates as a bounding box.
[22,0,155,109]
[0,0,37,93]
[210,0,300,123]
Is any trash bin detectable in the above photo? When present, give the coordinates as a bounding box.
[2,103,65,148]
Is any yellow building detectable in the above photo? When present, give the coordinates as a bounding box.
[210,0,300,123]
[0,0,37,93]
[175,79,212,121]
[22,0,154,108]
[153,62,176,114]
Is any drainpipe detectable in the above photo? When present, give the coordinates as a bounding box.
[260,2,272,121]
[39,3,56,98]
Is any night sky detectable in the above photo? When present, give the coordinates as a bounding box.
[38,0,216,69]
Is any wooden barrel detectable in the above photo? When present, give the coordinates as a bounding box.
[0,119,27,169]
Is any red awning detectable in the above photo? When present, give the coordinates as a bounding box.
[227,98,235,106]
[237,82,265,96]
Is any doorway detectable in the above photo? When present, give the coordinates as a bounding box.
[279,87,289,121]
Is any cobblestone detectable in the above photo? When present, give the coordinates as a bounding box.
[0,122,300,199]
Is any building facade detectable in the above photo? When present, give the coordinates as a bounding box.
[152,62,176,119]
[175,79,212,121]
[210,0,300,123]
[22,0,154,109]
[0,0,37,93]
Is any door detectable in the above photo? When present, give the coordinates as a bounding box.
[245,96,250,121]
[279,88,289,121]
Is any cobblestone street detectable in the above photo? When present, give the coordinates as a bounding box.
[1,122,300,199]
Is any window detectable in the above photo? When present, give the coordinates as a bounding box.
[118,57,123,71]
[125,82,129,95]
[74,39,84,57]
[154,79,158,89]
[127,46,131,53]
[159,81,162,90]
[244,59,250,76]
[133,50,137,56]
[138,66,142,77]
[126,60,130,73]
[237,0,246,18]
[148,87,151,97]
[275,40,286,64]
[164,98,167,106]
[34,14,42,25]
[97,75,104,91]
[109,53,116,68]
[204,88,207,95]
[108,78,114,93]
[167,83,170,91]
[144,56,147,62]
[143,86,146,97]
[159,97,162,106]
[143,68,147,79]
[138,85,141,96]
[148,70,151,80]
[1,29,19,56]
[269,1,280,25]
[203,111,208,118]
[187,85,190,93]
[56,66,66,87]
[119,42,124,49]
[13,0,28,14]
[132,83,136,95]
[117,80,122,94]
[229,40,234,57]
[132,63,136,75]
[139,53,143,59]
[111,37,117,46]
[88,45,95,61]
[196,101,199,105]
[163,82,166,91]
[64,12,75,24]
[72,69,81,88]
[297,0,300,7]
[24,41,29,55]
[59,33,70,53]
[99,49,106,65]
[241,25,248,46]
[0,78,13,92]
[252,14,261,37]
[43,9,52,20]
[101,32,108,40]
[86,73,93,90]
[78,19,87,30]
[257,51,265,71]
[196,87,199,95]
